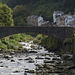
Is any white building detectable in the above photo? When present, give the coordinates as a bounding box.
[65,15,75,26]
[38,16,44,26]
[27,15,44,26]
[56,14,75,27]
[53,11,64,23]
[53,11,75,27]
[27,15,50,26]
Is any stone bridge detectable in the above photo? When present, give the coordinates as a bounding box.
[0,26,75,64]
[0,27,74,40]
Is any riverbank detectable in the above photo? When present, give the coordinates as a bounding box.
[0,33,74,55]
[0,33,74,75]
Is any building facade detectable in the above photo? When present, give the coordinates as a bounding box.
[65,15,75,26]
[53,11,64,23]
[27,15,50,26]
[53,11,75,27]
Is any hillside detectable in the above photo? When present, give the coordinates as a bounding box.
[1,0,75,25]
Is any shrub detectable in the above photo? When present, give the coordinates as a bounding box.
[0,42,7,50]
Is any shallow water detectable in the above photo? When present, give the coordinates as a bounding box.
[0,47,49,75]
[0,46,73,75]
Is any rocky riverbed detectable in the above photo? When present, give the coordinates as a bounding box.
[0,41,74,75]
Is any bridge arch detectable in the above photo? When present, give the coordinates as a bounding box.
[0,27,73,40]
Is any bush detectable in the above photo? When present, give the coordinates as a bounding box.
[0,42,7,50]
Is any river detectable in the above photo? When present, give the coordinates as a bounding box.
[0,41,74,75]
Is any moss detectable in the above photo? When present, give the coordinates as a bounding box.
[41,36,63,51]
[63,38,74,53]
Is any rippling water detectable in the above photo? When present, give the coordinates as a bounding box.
[0,46,73,75]
[0,46,50,75]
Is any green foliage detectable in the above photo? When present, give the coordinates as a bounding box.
[0,42,7,49]
[7,41,19,50]
[0,39,7,49]
[14,16,28,26]
[42,37,56,49]
[33,34,62,51]
[13,5,29,17]
[0,2,14,26]
[0,33,34,50]
[1,0,75,22]
[33,34,47,44]
[63,38,74,53]
[12,5,29,26]
[1,0,75,24]
[63,38,73,44]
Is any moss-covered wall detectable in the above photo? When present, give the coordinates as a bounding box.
[41,36,63,52]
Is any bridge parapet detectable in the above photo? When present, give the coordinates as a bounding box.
[0,27,74,40]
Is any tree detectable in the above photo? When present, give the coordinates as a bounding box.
[13,5,29,18]
[13,5,29,26]
[0,2,14,26]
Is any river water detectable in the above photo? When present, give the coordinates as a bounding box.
[0,46,49,75]
[0,42,74,75]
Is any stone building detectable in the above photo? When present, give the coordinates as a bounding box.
[27,15,50,26]
[27,15,43,26]
[57,14,75,26]
[57,16,65,26]
[65,14,75,26]
[53,11,64,23]
[53,11,75,27]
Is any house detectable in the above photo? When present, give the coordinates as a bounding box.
[53,11,64,23]
[53,11,75,27]
[40,21,51,27]
[27,15,43,26]
[57,14,75,27]
[65,14,75,26]
[56,15,65,27]
[27,15,51,26]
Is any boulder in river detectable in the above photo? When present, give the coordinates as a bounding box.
[35,56,44,59]
[44,60,55,63]
[28,50,37,53]
[28,59,34,63]
[25,57,33,60]
[11,59,15,62]
[3,55,13,59]
[62,54,73,61]
[25,70,35,73]
[13,70,20,73]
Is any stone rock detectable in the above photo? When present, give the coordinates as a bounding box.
[18,58,23,60]
[10,52,15,55]
[45,56,50,60]
[44,60,55,63]
[28,59,34,63]
[62,54,73,61]
[0,54,4,57]
[0,61,3,63]
[53,57,61,61]
[24,72,27,75]
[35,56,44,59]
[11,59,15,62]
[26,70,35,73]
[25,57,32,60]
[3,55,12,58]
[29,50,37,53]
[13,71,20,73]
[36,64,43,69]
